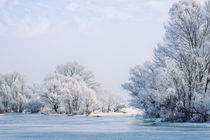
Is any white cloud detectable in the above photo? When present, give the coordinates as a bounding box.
[37,2,48,8]
[0,0,184,36]
[0,0,7,9]
[145,0,206,13]
[100,6,134,21]
[145,0,176,13]
[12,0,18,5]
[23,18,51,37]
[67,3,80,12]
[67,0,136,27]
[0,13,52,37]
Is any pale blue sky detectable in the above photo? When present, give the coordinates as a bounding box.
[0,0,205,93]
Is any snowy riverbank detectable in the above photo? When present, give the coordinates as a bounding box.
[90,107,143,117]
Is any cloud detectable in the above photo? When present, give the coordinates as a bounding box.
[99,6,134,21]
[23,18,51,37]
[37,2,49,8]
[0,0,180,36]
[0,0,7,8]
[0,12,52,37]
[0,0,18,8]
[66,0,136,27]
[145,0,176,13]
[145,0,206,13]
[12,0,18,5]
[67,3,80,12]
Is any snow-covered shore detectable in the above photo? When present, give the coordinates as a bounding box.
[90,107,143,117]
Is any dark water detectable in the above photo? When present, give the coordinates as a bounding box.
[0,113,210,140]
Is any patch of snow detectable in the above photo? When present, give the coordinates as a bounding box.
[90,107,143,117]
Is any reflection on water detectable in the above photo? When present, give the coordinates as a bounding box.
[0,113,210,140]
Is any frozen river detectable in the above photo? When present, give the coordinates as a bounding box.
[0,113,210,140]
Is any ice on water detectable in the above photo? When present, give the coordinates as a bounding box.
[0,113,210,140]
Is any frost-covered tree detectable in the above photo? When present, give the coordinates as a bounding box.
[56,61,99,91]
[81,85,97,114]
[25,84,43,113]
[41,73,65,113]
[98,90,127,112]
[123,0,210,122]
[61,78,92,114]
[158,0,210,121]
[41,62,99,115]
[41,62,126,115]
[0,72,28,113]
[61,79,82,114]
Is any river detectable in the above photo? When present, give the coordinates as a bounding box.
[0,113,210,140]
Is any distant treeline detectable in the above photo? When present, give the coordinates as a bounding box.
[0,62,127,115]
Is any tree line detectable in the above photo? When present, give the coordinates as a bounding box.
[0,62,126,115]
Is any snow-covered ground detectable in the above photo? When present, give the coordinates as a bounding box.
[90,107,143,117]
[0,113,210,140]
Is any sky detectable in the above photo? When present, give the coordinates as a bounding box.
[0,0,205,94]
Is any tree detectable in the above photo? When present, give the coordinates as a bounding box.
[98,90,127,112]
[159,0,210,120]
[56,61,99,91]
[0,72,27,113]
[81,85,97,114]
[41,62,100,115]
[61,78,83,114]
[123,0,210,122]
[25,83,43,113]
[41,73,65,113]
